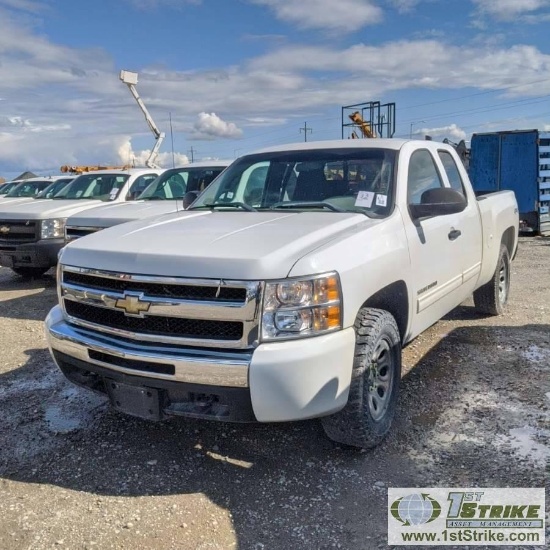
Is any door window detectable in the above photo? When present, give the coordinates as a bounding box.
[407,150,444,205]
[128,174,158,200]
[438,150,466,197]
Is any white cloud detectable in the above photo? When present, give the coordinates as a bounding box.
[0,116,70,132]
[2,2,550,176]
[389,0,424,13]
[191,112,243,140]
[249,0,383,31]
[472,0,550,20]
[0,116,31,128]
[414,123,467,141]
[117,139,190,167]
[124,0,201,9]
[244,117,289,126]
[0,0,48,13]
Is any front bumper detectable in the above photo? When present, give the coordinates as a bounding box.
[45,306,355,423]
[0,238,64,269]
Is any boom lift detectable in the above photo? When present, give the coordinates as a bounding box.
[119,70,165,170]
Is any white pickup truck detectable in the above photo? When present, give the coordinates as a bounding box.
[0,176,75,207]
[45,139,519,448]
[64,161,231,242]
[0,168,160,277]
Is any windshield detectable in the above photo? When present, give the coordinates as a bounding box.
[190,148,396,216]
[0,182,19,195]
[138,166,226,200]
[35,178,74,199]
[5,180,52,198]
[53,173,129,200]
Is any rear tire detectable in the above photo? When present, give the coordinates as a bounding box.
[473,244,510,316]
[321,308,401,449]
[11,267,49,278]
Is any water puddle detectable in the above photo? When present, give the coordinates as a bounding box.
[503,426,550,465]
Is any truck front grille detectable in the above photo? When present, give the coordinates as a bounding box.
[60,266,261,349]
[65,300,244,341]
[63,271,247,302]
[0,219,38,244]
[65,226,102,241]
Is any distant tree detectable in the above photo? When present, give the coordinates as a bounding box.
[0,177,6,184]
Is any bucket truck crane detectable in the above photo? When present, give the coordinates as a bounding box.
[119,70,165,170]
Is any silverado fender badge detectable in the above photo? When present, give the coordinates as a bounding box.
[115,293,151,317]
[417,281,437,296]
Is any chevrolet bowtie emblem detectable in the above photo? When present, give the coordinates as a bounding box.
[0,226,10,234]
[115,294,151,317]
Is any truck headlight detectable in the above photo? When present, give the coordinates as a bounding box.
[261,273,342,341]
[41,218,66,239]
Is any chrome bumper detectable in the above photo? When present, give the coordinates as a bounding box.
[45,306,250,388]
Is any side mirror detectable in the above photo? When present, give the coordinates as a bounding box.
[182,190,199,209]
[409,187,467,219]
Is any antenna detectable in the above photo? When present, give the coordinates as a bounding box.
[169,112,175,169]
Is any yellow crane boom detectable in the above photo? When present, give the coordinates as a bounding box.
[348,111,376,138]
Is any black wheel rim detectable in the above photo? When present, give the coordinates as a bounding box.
[366,337,394,421]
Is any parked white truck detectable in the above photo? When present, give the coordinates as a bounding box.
[0,168,160,277]
[0,176,75,207]
[64,161,231,242]
[45,140,518,448]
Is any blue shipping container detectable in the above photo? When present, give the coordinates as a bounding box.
[469,129,541,232]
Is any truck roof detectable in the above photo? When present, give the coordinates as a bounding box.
[253,138,411,154]
[179,160,233,168]
[72,168,161,176]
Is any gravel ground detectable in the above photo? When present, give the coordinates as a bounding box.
[0,236,548,550]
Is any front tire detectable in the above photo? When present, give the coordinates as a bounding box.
[321,308,401,449]
[473,244,510,316]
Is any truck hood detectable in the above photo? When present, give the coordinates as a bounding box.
[0,197,44,207]
[0,199,111,220]
[67,201,180,228]
[61,210,372,280]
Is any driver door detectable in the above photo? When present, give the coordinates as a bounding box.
[404,149,467,337]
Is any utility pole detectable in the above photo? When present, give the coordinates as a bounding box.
[300,122,312,142]
[188,146,196,163]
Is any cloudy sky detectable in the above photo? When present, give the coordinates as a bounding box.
[1,0,550,179]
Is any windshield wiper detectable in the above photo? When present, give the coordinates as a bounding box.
[196,202,257,212]
[143,196,165,201]
[270,201,346,213]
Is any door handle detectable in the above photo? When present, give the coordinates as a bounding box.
[448,228,462,241]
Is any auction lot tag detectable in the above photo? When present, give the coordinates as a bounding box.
[388,488,545,546]
[355,190,375,207]
[376,194,387,207]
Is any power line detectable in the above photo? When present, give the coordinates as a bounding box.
[399,95,550,126]
[398,76,550,111]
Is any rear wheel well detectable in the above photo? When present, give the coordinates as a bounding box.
[501,226,516,258]
[361,281,409,342]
